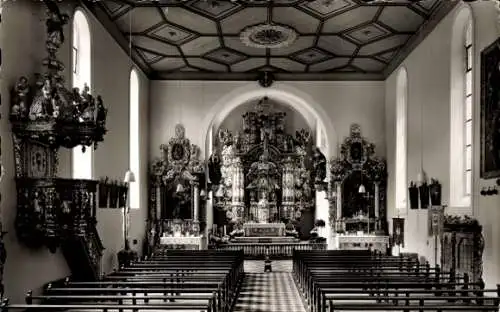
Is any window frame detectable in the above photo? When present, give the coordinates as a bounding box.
[463,22,473,197]
[449,6,473,210]
[129,68,140,210]
[71,8,93,180]
[395,67,408,212]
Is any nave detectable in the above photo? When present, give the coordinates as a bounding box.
[1,249,499,312]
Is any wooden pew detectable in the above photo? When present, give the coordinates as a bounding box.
[2,250,245,312]
[292,250,491,312]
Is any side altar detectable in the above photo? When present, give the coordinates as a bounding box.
[329,125,389,253]
[208,97,327,239]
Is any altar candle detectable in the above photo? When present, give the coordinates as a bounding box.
[223,225,227,236]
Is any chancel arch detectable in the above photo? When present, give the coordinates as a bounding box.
[199,82,336,160]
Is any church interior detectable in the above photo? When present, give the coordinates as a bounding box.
[1,0,500,311]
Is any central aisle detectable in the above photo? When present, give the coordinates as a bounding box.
[233,260,307,312]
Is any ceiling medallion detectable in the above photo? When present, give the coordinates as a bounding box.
[240,23,298,49]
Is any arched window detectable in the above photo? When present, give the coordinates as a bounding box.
[71,9,92,179]
[129,69,140,209]
[395,67,408,212]
[463,22,473,197]
[450,6,473,208]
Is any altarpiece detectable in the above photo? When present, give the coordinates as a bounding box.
[329,124,388,252]
[148,125,206,249]
[208,97,326,237]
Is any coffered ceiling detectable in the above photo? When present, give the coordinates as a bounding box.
[83,0,457,80]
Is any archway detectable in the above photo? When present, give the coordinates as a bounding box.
[200,82,336,247]
[199,82,336,160]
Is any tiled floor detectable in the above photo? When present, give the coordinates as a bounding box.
[233,260,306,312]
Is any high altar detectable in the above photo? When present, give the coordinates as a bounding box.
[329,125,389,253]
[209,97,325,239]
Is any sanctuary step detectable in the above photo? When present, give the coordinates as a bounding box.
[232,236,299,244]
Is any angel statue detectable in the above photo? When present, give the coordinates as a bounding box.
[44,0,69,49]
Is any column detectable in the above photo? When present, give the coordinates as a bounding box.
[155,185,161,220]
[231,158,244,220]
[374,182,380,231]
[335,182,342,226]
[193,180,199,221]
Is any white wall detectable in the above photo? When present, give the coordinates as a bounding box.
[149,80,386,237]
[385,1,500,288]
[0,1,149,302]
[149,81,386,160]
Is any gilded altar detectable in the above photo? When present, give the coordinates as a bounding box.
[329,124,388,237]
[147,125,206,253]
[209,97,325,236]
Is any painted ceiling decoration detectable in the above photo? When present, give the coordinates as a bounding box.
[82,0,458,80]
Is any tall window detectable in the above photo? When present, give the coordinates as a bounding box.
[395,67,408,211]
[463,22,473,197]
[72,9,92,179]
[450,7,473,208]
[129,69,140,209]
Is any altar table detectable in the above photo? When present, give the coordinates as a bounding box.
[243,223,285,237]
[335,234,389,254]
[160,236,205,250]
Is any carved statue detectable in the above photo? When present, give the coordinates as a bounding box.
[312,147,327,182]
[29,79,54,120]
[11,77,30,117]
[208,153,222,185]
[44,0,69,49]
[246,150,280,192]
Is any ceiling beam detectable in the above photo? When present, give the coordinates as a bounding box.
[151,71,385,81]
[80,1,153,78]
[383,0,459,78]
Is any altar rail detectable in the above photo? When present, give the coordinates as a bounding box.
[209,242,327,259]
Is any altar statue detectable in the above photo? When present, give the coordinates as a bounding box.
[246,137,280,192]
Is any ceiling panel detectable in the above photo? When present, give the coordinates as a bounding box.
[149,23,197,45]
[187,0,243,19]
[151,57,185,71]
[317,36,358,56]
[102,2,129,19]
[291,48,333,65]
[92,0,456,79]
[187,58,228,72]
[231,58,267,72]
[220,8,268,35]
[224,37,267,56]
[345,23,391,44]
[270,58,307,72]
[322,6,379,33]
[204,48,248,65]
[163,7,218,35]
[378,6,425,32]
[115,7,162,33]
[351,58,386,72]
[357,34,410,55]
[309,57,350,72]
[299,0,357,18]
[132,35,179,55]
[269,36,315,56]
[272,7,320,34]
[180,36,220,56]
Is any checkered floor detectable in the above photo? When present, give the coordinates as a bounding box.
[233,260,306,312]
